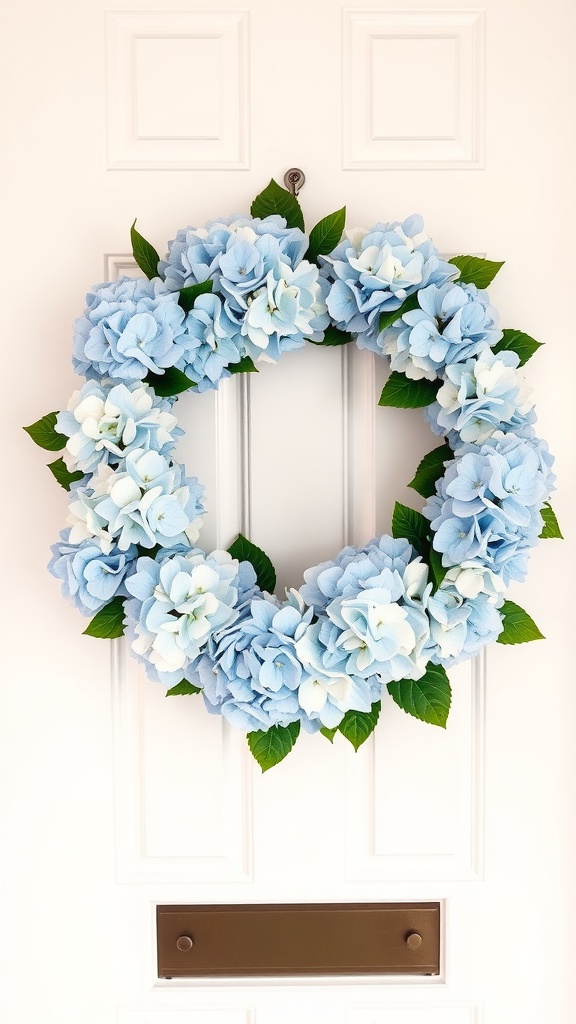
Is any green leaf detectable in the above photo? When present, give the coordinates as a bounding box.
[178,279,213,313]
[247,721,300,771]
[306,206,346,262]
[47,457,84,490]
[166,680,201,696]
[497,600,545,645]
[228,355,259,374]
[539,502,563,539]
[250,178,305,232]
[391,502,430,560]
[492,328,543,367]
[449,255,505,288]
[379,292,421,333]
[144,366,195,397]
[387,664,451,728]
[83,597,126,639]
[228,533,276,593]
[23,412,67,451]
[130,219,160,280]
[338,701,381,751]
[309,324,354,347]
[429,546,448,590]
[320,726,338,743]
[408,443,452,499]
[378,372,441,409]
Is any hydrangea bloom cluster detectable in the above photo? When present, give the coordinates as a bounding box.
[66,449,205,554]
[379,281,502,380]
[56,379,181,474]
[321,216,455,345]
[424,434,554,585]
[34,190,555,765]
[73,277,188,382]
[48,530,138,615]
[124,549,259,687]
[160,213,329,370]
[424,349,535,444]
[198,589,381,732]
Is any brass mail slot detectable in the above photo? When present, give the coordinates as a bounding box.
[157,902,440,977]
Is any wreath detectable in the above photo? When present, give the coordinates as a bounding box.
[25,176,562,771]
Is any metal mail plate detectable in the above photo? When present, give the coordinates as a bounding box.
[157,902,440,977]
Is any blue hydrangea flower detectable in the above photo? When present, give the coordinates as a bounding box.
[73,277,187,382]
[177,293,243,392]
[424,349,535,444]
[56,379,181,475]
[48,529,137,615]
[159,215,308,292]
[379,281,502,378]
[323,558,432,684]
[424,581,504,665]
[160,215,329,366]
[295,617,382,726]
[237,260,329,363]
[66,449,205,553]
[322,217,455,345]
[300,534,416,610]
[124,549,257,686]
[197,590,316,732]
[424,433,554,584]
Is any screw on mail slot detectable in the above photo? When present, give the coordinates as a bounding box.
[157,902,440,977]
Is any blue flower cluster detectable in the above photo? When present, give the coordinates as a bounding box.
[322,216,455,346]
[49,530,138,615]
[379,281,502,379]
[56,379,181,474]
[124,549,259,687]
[424,434,555,585]
[73,277,188,382]
[424,349,536,445]
[160,213,329,370]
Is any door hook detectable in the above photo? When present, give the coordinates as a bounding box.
[283,168,305,196]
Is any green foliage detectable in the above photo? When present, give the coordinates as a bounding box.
[378,292,421,333]
[338,701,381,751]
[47,457,83,490]
[228,356,259,374]
[449,254,504,288]
[391,502,430,560]
[228,533,276,593]
[144,367,196,397]
[250,178,305,232]
[387,664,451,728]
[408,443,452,499]
[309,325,353,347]
[83,597,126,639]
[497,600,545,645]
[247,721,300,771]
[539,502,563,539]
[306,206,346,262]
[320,726,338,743]
[378,372,441,409]
[130,220,160,280]
[166,680,201,696]
[492,328,543,366]
[178,279,213,313]
[428,546,448,590]
[24,412,66,451]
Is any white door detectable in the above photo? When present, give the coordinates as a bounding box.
[2,1,574,1022]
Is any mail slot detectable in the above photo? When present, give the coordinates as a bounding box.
[157,902,441,977]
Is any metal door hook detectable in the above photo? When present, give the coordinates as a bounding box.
[283,168,305,196]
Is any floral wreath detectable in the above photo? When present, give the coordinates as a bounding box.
[25,177,562,770]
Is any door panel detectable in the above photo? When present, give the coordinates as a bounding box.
[2,1,575,1022]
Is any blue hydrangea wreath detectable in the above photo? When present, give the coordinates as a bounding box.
[25,178,562,771]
